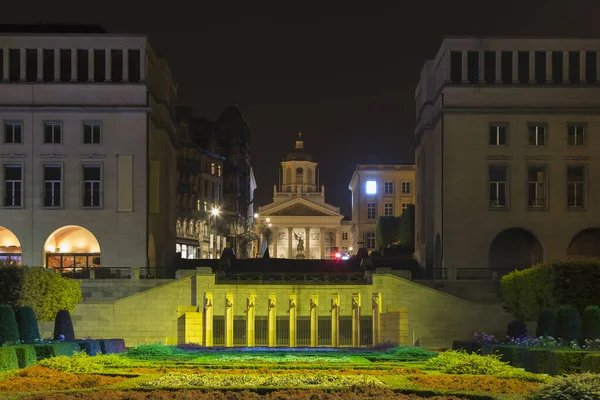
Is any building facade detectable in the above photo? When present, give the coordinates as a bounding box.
[175,109,225,260]
[0,25,178,278]
[348,165,415,253]
[415,38,600,280]
[257,133,348,259]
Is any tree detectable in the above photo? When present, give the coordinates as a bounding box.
[398,204,415,249]
[0,304,20,345]
[16,306,40,344]
[0,264,82,321]
[375,216,401,249]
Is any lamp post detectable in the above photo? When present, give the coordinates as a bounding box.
[211,207,220,259]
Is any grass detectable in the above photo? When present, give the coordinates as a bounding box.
[0,346,550,399]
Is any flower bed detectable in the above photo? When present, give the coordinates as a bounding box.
[0,366,127,392]
[408,374,540,394]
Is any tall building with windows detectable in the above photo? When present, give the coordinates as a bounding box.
[348,165,415,253]
[415,38,600,280]
[0,24,178,278]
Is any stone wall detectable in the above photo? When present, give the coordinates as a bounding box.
[64,271,513,349]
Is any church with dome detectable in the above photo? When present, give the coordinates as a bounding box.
[257,133,352,259]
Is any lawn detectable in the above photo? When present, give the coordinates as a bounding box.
[0,345,552,399]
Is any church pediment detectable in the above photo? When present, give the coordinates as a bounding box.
[272,203,331,216]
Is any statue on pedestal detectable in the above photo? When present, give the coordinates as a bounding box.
[293,232,305,259]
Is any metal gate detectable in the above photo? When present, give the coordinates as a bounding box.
[255,317,268,346]
[297,317,310,346]
[340,317,352,346]
[318,316,332,346]
[213,316,225,346]
[234,317,246,346]
[360,316,373,346]
[276,317,290,346]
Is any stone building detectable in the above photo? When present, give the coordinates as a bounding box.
[0,24,178,277]
[415,38,600,280]
[257,133,351,259]
[348,164,415,253]
[175,108,225,260]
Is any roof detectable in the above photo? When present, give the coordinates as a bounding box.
[0,24,107,33]
[283,132,313,162]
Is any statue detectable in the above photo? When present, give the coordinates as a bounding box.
[268,298,276,310]
[294,232,304,253]
[288,297,296,311]
[247,296,255,310]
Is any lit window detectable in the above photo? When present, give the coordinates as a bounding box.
[366,180,377,194]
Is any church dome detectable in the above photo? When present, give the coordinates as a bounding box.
[284,132,313,161]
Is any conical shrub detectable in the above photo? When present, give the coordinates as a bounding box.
[581,305,600,341]
[0,304,20,345]
[16,306,40,344]
[506,319,527,338]
[53,310,75,341]
[536,308,556,337]
[554,305,581,341]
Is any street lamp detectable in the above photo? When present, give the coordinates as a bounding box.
[210,208,220,258]
[254,213,259,219]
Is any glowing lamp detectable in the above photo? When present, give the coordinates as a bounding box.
[254,213,259,219]
[211,208,220,216]
[335,252,342,259]
[266,217,271,222]
[268,223,272,227]
[366,180,377,194]
[45,246,55,253]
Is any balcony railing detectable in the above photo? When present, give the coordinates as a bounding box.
[216,273,368,285]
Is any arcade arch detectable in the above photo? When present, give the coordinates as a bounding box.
[43,225,101,270]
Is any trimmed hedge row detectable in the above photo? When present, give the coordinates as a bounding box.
[0,338,126,371]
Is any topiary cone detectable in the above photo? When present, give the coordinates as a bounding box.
[536,308,556,337]
[554,305,581,341]
[16,306,40,344]
[53,309,75,341]
[506,319,527,338]
[581,305,600,341]
[0,304,21,345]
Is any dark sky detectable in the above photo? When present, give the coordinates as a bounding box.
[7,1,600,215]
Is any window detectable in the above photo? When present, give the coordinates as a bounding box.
[43,165,62,207]
[4,122,22,144]
[401,181,411,194]
[488,165,508,208]
[567,166,585,208]
[568,125,585,146]
[197,199,201,211]
[217,165,222,177]
[367,203,376,219]
[501,51,513,83]
[489,125,507,146]
[366,232,375,249]
[384,203,393,216]
[484,51,496,83]
[342,232,348,241]
[586,51,597,83]
[111,50,123,82]
[366,180,377,194]
[535,51,546,84]
[384,181,393,194]
[82,164,101,207]
[518,51,530,84]
[467,51,479,84]
[3,165,22,207]
[82,123,101,144]
[128,49,141,82]
[94,49,105,82]
[216,184,221,202]
[551,51,563,84]
[60,49,71,82]
[528,125,546,146]
[401,203,409,210]
[203,201,208,211]
[43,49,55,82]
[569,51,580,83]
[9,49,19,82]
[528,165,547,208]
[26,49,37,82]
[450,51,462,83]
[211,162,215,175]
[43,122,62,144]
[76,49,88,82]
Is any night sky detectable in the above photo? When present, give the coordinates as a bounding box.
[7,1,600,215]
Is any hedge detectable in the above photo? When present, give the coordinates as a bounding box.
[13,345,37,368]
[0,264,82,321]
[451,340,482,354]
[0,347,19,371]
[33,342,81,360]
[79,340,102,356]
[524,348,553,374]
[546,350,589,375]
[489,345,527,368]
[581,353,600,373]
[581,305,600,340]
[501,259,600,321]
[99,339,126,354]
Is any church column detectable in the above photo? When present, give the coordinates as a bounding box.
[272,229,278,258]
[372,293,382,346]
[305,228,311,259]
[289,294,297,347]
[247,294,256,347]
[331,294,340,347]
[288,227,293,258]
[268,294,276,347]
[310,295,319,347]
[352,293,361,347]
[335,228,341,251]
[320,228,326,259]
[225,293,234,347]
[204,292,213,346]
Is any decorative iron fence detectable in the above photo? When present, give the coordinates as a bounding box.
[215,273,367,285]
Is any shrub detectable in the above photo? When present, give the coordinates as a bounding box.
[423,350,515,375]
[33,342,80,360]
[375,216,401,249]
[0,366,127,392]
[501,259,600,321]
[0,304,20,345]
[16,305,40,344]
[506,320,527,338]
[53,310,75,341]
[78,339,101,356]
[126,343,184,357]
[532,373,600,400]
[489,345,528,368]
[99,339,126,354]
[452,340,481,354]
[0,264,82,321]
[409,374,540,394]
[581,353,600,373]
[0,347,19,371]
[555,305,581,341]
[536,309,556,338]
[547,350,589,376]
[581,305,600,341]
[524,348,553,374]
[13,345,37,368]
